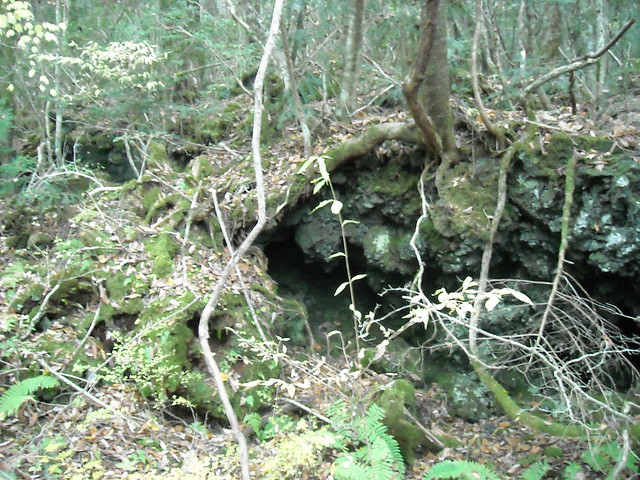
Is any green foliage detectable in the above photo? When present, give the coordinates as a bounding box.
[423,460,501,480]
[0,99,13,152]
[329,401,405,480]
[0,156,96,209]
[261,422,336,480]
[424,448,639,480]
[519,460,551,480]
[562,462,584,479]
[0,155,35,197]
[581,440,639,479]
[243,411,298,442]
[0,375,60,419]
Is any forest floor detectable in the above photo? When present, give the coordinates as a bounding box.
[1,98,639,479]
[0,360,598,480]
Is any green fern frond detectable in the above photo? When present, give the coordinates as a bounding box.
[562,462,584,480]
[423,459,502,480]
[520,460,551,480]
[0,375,60,418]
[332,402,405,480]
[334,455,371,480]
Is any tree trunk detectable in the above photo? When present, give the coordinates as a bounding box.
[594,0,608,99]
[403,0,457,192]
[54,0,66,167]
[337,0,365,121]
[422,0,455,155]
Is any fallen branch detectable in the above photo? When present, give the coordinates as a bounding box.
[37,357,125,418]
[402,406,445,451]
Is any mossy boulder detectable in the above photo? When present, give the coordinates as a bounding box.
[104,293,218,409]
[102,270,147,315]
[508,134,640,283]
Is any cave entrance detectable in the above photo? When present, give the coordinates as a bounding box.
[261,228,381,344]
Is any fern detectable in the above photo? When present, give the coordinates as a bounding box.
[562,463,584,480]
[0,375,60,418]
[423,460,501,480]
[520,460,551,480]
[331,403,405,480]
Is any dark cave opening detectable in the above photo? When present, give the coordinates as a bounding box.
[261,229,382,342]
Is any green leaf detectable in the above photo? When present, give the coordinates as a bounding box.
[334,281,349,296]
[327,252,346,259]
[297,156,316,175]
[0,375,60,419]
[330,200,343,215]
[520,460,551,480]
[506,289,534,306]
[317,156,330,182]
[484,293,500,311]
[310,199,332,214]
[312,178,327,195]
[423,459,501,480]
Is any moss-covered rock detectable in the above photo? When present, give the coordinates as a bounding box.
[508,135,640,281]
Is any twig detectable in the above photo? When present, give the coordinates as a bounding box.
[531,151,579,358]
[180,179,203,281]
[402,407,445,450]
[212,189,269,344]
[471,0,505,145]
[22,285,60,339]
[68,290,102,362]
[36,357,126,418]
[362,54,402,87]
[279,397,331,424]
[121,137,141,179]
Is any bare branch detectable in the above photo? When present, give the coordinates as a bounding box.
[197,1,286,478]
[523,19,635,96]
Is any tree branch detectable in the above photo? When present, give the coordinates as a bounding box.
[197,1,286,479]
[402,0,443,155]
[522,18,635,96]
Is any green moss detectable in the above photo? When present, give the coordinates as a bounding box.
[104,293,221,409]
[144,191,181,224]
[362,225,416,276]
[142,186,162,213]
[576,135,613,152]
[191,101,246,144]
[275,296,309,346]
[377,379,433,463]
[102,271,146,315]
[144,233,179,277]
[545,132,574,159]
[26,232,53,250]
[190,155,215,180]
[147,140,167,166]
[152,254,174,277]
